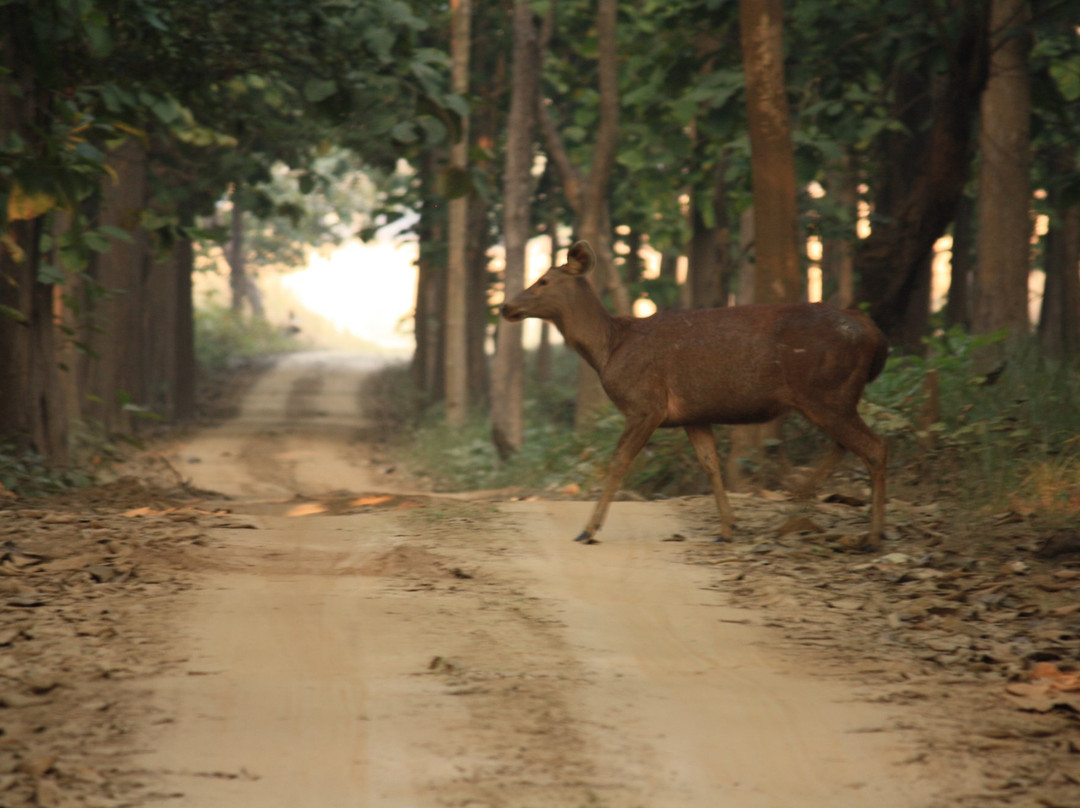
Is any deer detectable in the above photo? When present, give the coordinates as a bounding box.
[500,240,889,549]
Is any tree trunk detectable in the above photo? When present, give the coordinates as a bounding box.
[686,195,722,309]
[228,195,247,315]
[466,184,490,411]
[740,0,802,304]
[172,233,197,421]
[0,20,69,461]
[76,139,151,435]
[412,151,446,404]
[734,0,800,487]
[535,225,560,383]
[537,0,627,429]
[1038,149,1080,362]
[491,0,539,460]
[820,153,856,307]
[972,0,1031,360]
[855,4,989,347]
[444,0,472,427]
[0,221,69,461]
[946,194,975,330]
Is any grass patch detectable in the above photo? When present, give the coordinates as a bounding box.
[195,302,303,375]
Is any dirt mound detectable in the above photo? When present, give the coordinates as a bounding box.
[359,541,469,581]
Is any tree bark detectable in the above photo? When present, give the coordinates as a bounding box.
[820,153,856,307]
[855,3,989,348]
[0,18,69,460]
[1038,149,1080,362]
[946,194,975,330]
[537,0,628,429]
[733,0,800,487]
[412,151,447,404]
[76,139,150,435]
[740,0,802,304]
[491,0,539,459]
[972,0,1032,358]
[444,0,472,427]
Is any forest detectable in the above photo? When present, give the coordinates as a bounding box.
[1,0,1078,479]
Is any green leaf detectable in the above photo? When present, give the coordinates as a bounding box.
[303,78,338,103]
[99,224,133,243]
[1050,56,1080,103]
[0,304,27,324]
[417,116,447,146]
[37,261,67,285]
[391,121,418,143]
[439,166,473,200]
[84,231,112,253]
[151,96,181,123]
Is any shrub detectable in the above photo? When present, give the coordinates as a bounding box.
[194,302,302,375]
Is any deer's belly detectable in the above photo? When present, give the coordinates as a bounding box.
[661,393,788,427]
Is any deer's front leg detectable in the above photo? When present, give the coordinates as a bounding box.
[575,414,662,544]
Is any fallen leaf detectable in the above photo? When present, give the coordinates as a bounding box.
[34,777,64,808]
[823,493,866,507]
[777,516,823,536]
[351,495,395,507]
[1029,662,1080,692]
[1004,682,1080,713]
[827,597,865,612]
[759,489,790,502]
[16,754,57,777]
[285,502,326,517]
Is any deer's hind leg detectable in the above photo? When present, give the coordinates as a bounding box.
[802,408,887,549]
[685,424,736,541]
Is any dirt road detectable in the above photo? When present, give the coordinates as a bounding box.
[130,351,980,806]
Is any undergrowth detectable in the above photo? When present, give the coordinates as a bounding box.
[377,327,1080,519]
[195,302,303,374]
[1,304,302,497]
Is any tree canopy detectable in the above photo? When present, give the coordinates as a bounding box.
[2,0,1078,462]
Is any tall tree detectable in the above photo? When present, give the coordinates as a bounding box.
[538,0,629,428]
[730,0,800,485]
[972,0,1032,358]
[445,0,472,428]
[740,0,801,304]
[1037,147,1080,362]
[491,0,539,459]
[854,2,989,349]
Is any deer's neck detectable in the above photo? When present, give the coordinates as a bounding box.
[551,285,619,374]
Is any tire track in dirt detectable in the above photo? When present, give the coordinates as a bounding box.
[130,350,975,806]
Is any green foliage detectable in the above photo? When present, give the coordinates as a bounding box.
[194,302,302,374]
[863,327,1080,503]
[0,443,85,497]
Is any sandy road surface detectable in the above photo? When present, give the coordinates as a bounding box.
[135,351,953,807]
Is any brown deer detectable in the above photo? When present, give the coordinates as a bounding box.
[500,240,889,548]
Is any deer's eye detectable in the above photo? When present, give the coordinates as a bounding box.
[536,278,548,287]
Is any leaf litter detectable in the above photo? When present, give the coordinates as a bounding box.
[677,486,1080,807]
[0,473,239,808]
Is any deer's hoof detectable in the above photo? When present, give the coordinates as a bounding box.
[574,532,599,545]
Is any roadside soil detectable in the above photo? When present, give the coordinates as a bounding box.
[0,349,1077,807]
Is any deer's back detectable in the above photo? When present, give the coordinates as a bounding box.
[600,303,886,427]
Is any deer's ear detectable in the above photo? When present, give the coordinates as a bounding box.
[564,241,595,276]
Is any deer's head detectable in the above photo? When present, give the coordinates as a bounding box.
[500,240,595,323]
